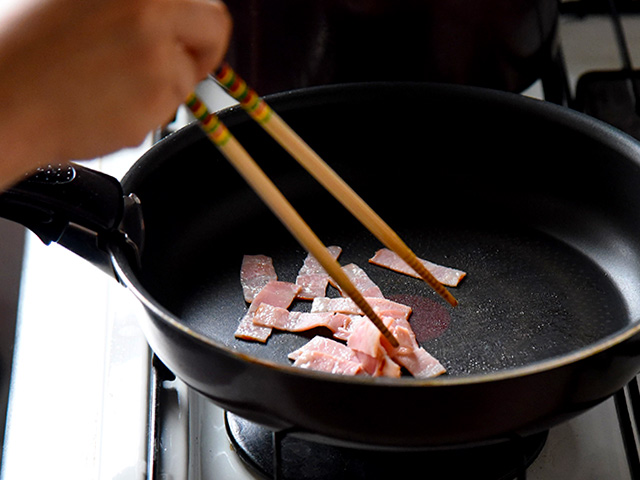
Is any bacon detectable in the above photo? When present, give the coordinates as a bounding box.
[329,263,384,298]
[292,350,364,375]
[251,304,292,330]
[252,304,347,334]
[333,314,365,341]
[381,316,446,378]
[346,316,401,377]
[240,255,278,303]
[289,336,354,361]
[391,327,445,378]
[333,310,408,342]
[308,295,444,378]
[363,351,402,377]
[369,248,466,287]
[310,296,412,318]
[234,281,301,342]
[235,317,272,343]
[288,336,365,375]
[346,316,381,358]
[295,246,342,300]
[310,296,359,314]
[236,251,447,378]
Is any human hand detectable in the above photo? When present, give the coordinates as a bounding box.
[0,0,232,189]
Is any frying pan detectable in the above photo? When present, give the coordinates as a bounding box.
[4,82,640,449]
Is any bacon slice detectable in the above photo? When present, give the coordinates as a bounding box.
[310,297,358,314]
[329,263,384,298]
[391,327,445,378]
[347,316,401,377]
[369,248,466,287]
[310,296,412,318]
[288,336,365,375]
[240,255,278,303]
[234,281,301,342]
[289,336,352,361]
[382,316,446,378]
[252,304,347,334]
[332,307,409,342]
[251,304,292,330]
[333,314,365,341]
[295,246,342,299]
[292,350,364,375]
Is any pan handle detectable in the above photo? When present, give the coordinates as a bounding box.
[0,163,144,275]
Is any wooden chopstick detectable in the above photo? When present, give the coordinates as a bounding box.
[185,93,399,348]
[212,63,458,307]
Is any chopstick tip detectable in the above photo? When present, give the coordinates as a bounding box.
[385,330,400,348]
[447,294,458,307]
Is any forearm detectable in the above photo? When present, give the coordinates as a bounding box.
[0,0,231,191]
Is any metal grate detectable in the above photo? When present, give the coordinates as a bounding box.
[615,379,640,479]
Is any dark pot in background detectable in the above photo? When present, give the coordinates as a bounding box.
[224,0,565,100]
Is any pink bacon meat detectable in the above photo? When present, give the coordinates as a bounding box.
[346,316,401,377]
[295,246,342,300]
[234,281,301,343]
[240,254,278,303]
[369,248,466,287]
[388,323,445,378]
[288,336,364,375]
[329,263,384,298]
[333,302,411,342]
[252,304,348,335]
[333,314,365,341]
[382,316,446,378]
[310,296,412,319]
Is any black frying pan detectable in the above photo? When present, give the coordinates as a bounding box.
[4,82,640,448]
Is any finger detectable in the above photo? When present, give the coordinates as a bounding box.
[170,0,232,79]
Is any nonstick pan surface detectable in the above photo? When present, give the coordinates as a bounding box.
[115,82,640,446]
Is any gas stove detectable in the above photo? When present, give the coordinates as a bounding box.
[4,10,640,480]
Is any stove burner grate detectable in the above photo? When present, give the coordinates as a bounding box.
[614,378,640,479]
[224,412,547,480]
